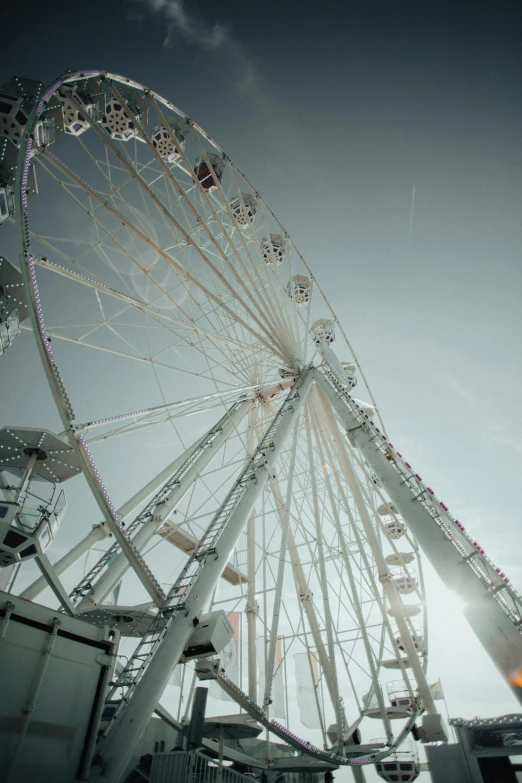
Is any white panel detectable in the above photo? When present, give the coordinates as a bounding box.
[0,590,117,783]
[294,653,321,729]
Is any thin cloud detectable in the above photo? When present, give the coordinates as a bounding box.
[432,368,477,406]
[483,421,522,458]
[134,0,260,97]
[144,0,227,50]
[427,366,522,460]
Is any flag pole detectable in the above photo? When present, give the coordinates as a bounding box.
[440,682,458,743]
[430,680,457,742]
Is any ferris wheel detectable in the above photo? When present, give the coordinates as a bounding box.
[2,70,522,783]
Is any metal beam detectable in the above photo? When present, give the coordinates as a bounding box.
[310,394,396,743]
[74,398,252,610]
[89,369,314,783]
[33,555,75,615]
[268,474,337,709]
[316,370,440,718]
[323,369,522,704]
[263,420,300,712]
[20,524,109,601]
[22,383,289,605]
[31,256,280,366]
[20,254,166,607]
[242,404,259,700]
[304,407,344,743]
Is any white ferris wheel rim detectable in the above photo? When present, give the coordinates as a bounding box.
[12,69,427,767]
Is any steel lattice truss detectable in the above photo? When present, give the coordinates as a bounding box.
[1,70,520,783]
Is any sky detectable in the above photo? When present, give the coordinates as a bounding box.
[2,1,522,781]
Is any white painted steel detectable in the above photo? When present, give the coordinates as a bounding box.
[20,523,108,601]
[33,554,75,615]
[262,423,300,713]
[20,398,252,605]
[309,396,393,742]
[0,590,118,783]
[90,370,314,783]
[317,365,522,708]
[304,413,345,746]
[5,616,60,783]
[19,251,166,606]
[314,379,439,720]
[268,475,338,708]
[8,68,436,775]
[206,663,394,769]
[245,405,259,702]
[75,399,252,611]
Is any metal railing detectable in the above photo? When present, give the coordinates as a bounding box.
[151,750,258,783]
[97,372,311,745]
[70,399,245,604]
[318,365,522,629]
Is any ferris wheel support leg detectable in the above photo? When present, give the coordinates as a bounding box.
[319,371,522,711]
[19,419,225,604]
[33,554,75,615]
[304,409,345,745]
[20,451,205,605]
[246,508,258,700]
[315,381,441,725]
[269,475,338,710]
[358,428,522,709]
[74,398,253,611]
[310,398,394,743]
[263,421,301,713]
[246,406,260,701]
[20,423,229,604]
[350,766,367,783]
[89,371,314,783]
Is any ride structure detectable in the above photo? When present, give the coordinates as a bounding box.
[0,70,521,783]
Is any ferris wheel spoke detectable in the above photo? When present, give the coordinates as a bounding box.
[86,417,186,445]
[339,434,426,608]
[194,209,298,362]
[316,392,425,719]
[318,409,399,620]
[66,88,295,366]
[20,321,236,384]
[72,402,254,611]
[36,148,292,365]
[230,152,374,407]
[219,159,301,351]
[268,472,339,732]
[30,257,284,376]
[304,409,347,741]
[148,94,297,345]
[82,398,265,447]
[31,160,196,316]
[263,421,300,712]
[292,593,329,745]
[78,382,277,435]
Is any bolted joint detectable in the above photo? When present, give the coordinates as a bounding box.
[245,600,259,616]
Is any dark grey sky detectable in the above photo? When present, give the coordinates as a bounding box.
[3,0,522,766]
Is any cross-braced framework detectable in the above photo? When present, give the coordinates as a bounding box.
[3,70,521,783]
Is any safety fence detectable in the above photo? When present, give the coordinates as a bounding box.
[151,749,259,783]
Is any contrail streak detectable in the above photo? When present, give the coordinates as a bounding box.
[408,184,416,244]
